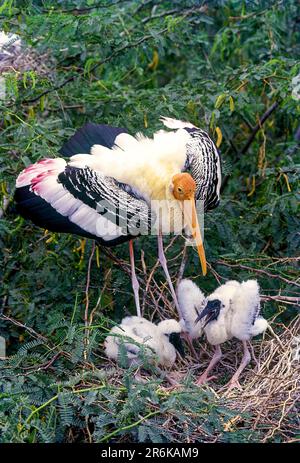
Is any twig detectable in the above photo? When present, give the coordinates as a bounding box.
[261,295,300,306]
[176,242,188,290]
[241,101,280,155]
[0,314,48,342]
[22,27,169,104]
[0,196,10,219]
[84,241,96,359]
[215,259,300,288]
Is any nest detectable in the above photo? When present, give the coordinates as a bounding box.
[98,244,299,442]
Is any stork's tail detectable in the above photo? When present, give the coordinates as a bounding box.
[15,158,97,238]
[14,123,130,241]
[177,279,206,338]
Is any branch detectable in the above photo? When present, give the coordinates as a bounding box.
[241,101,280,155]
[0,314,48,342]
[215,259,300,288]
[22,27,169,104]
[261,295,300,306]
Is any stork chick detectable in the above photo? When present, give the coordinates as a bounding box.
[104,316,184,382]
[177,279,206,357]
[15,118,221,319]
[178,279,268,390]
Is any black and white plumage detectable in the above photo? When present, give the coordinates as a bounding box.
[177,279,268,389]
[0,31,21,64]
[104,316,184,369]
[15,117,221,316]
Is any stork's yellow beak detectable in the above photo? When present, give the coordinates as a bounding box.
[182,195,207,276]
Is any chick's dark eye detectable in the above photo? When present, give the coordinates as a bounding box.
[177,187,182,192]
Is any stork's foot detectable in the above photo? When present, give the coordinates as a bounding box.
[159,383,181,392]
[222,340,251,394]
[181,332,199,360]
[195,374,217,386]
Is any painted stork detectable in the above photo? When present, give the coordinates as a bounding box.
[15,117,221,316]
[104,315,184,369]
[177,279,269,389]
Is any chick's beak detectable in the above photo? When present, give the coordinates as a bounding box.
[182,194,207,276]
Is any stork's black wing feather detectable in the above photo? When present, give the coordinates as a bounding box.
[15,186,97,239]
[184,128,221,212]
[59,122,128,157]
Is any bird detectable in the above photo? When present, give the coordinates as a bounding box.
[177,278,269,389]
[104,315,184,371]
[176,278,206,357]
[15,116,221,317]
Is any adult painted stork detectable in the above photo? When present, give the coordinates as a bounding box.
[15,117,221,316]
[104,315,184,369]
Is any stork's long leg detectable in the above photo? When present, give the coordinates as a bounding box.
[226,340,251,390]
[157,232,181,313]
[195,345,222,385]
[129,240,141,317]
[157,232,198,357]
[181,332,199,359]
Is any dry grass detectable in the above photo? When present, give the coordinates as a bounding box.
[216,317,300,442]
[99,317,299,442]
[98,242,300,442]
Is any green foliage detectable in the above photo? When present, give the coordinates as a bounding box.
[0,0,299,443]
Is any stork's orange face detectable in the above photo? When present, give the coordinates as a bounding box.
[171,173,207,276]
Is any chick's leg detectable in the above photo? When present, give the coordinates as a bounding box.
[226,340,251,391]
[129,240,141,317]
[157,232,180,312]
[195,345,222,385]
[157,232,197,358]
